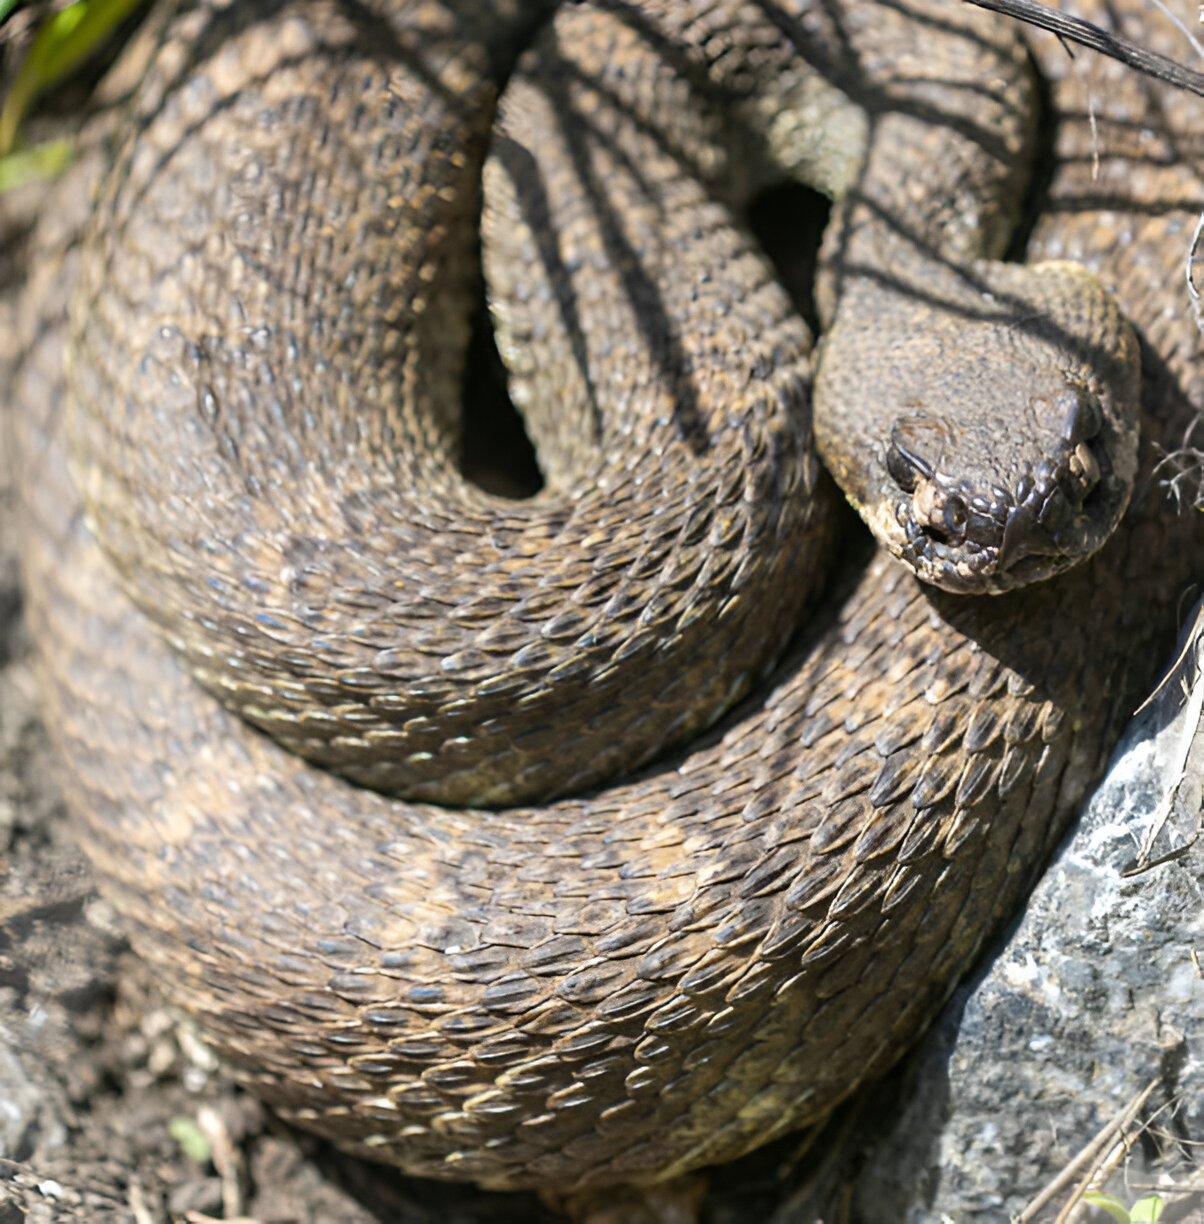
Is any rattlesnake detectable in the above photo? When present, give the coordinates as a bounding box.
[10,0,1203,1195]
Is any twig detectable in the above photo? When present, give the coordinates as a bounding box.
[1188,210,1204,335]
[1053,1123,1139,1223]
[127,1177,157,1224]
[1014,1077,1161,1223]
[1151,0,1204,56]
[1123,1178,1204,1192]
[962,0,1204,95]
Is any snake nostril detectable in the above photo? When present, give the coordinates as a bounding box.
[942,495,968,538]
[913,488,971,546]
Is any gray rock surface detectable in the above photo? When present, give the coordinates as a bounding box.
[850,603,1204,1222]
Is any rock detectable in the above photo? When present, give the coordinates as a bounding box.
[849,602,1204,1221]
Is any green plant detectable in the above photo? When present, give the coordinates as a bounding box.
[1083,1191,1165,1223]
[0,0,140,187]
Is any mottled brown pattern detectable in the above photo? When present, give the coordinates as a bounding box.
[9,0,1204,1196]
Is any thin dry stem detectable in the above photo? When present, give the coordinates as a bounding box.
[1015,1078,1161,1224]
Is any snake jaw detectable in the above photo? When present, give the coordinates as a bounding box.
[886,475,1008,593]
[882,409,1117,595]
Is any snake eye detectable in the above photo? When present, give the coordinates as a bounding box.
[886,441,919,492]
[886,432,936,492]
[1039,486,1072,533]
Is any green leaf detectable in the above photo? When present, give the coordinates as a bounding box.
[1083,1192,1133,1224]
[0,136,73,190]
[168,1115,212,1164]
[0,0,21,29]
[1130,1196,1164,1223]
[0,0,143,153]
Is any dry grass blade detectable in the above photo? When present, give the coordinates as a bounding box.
[1015,1078,1161,1223]
[961,0,1204,93]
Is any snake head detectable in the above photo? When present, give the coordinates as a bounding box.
[879,381,1129,594]
[815,260,1142,596]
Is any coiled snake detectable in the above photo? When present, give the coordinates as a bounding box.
[11,0,1204,1196]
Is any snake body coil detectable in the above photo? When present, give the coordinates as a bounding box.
[12,0,1204,1194]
